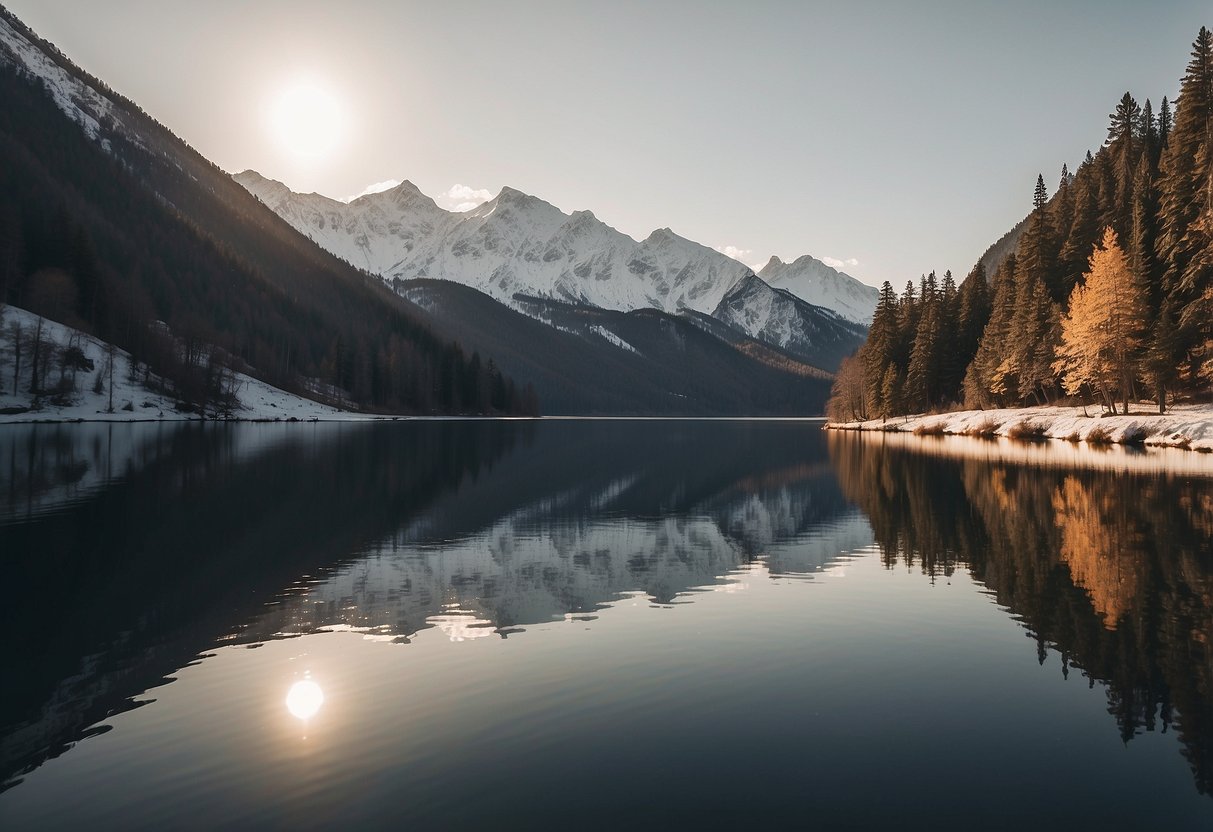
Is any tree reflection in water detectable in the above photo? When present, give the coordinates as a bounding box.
[828,430,1213,795]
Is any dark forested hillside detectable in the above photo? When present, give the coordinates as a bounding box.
[0,7,530,415]
[401,280,834,415]
[830,27,1213,422]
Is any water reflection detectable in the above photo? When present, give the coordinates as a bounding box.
[829,430,1213,795]
[3,419,1213,822]
[0,419,865,791]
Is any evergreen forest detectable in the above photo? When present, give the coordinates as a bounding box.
[829,27,1213,422]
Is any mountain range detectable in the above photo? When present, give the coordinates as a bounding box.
[235,171,875,368]
[0,4,868,415]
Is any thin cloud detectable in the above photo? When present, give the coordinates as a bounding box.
[822,256,860,271]
[342,178,402,202]
[715,245,766,273]
[438,184,493,212]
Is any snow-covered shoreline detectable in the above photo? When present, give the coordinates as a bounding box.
[0,305,362,424]
[827,403,1213,452]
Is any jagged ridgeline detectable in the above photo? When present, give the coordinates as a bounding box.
[0,8,534,415]
[829,27,1213,422]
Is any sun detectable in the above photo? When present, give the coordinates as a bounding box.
[266,81,346,162]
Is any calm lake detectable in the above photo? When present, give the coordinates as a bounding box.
[1,419,1212,829]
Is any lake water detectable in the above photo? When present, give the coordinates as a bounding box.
[1,419,1212,829]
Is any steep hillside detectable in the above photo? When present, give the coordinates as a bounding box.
[0,7,527,415]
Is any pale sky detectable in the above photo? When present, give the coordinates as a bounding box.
[7,0,1211,286]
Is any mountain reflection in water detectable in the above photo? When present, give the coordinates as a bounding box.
[0,420,1211,828]
[0,420,864,790]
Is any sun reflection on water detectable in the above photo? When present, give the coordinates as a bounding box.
[285,679,324,721]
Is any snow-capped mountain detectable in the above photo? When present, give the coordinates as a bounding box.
[758,255,879,324]
[712,274,868,371]
[236,171,752,316]
[235,172,878,328]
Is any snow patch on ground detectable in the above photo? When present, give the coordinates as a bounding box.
[829,403,1213,452]
[0,305,358,423]
[590,325,639,354]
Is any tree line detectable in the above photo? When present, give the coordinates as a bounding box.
[829,27,1213,421]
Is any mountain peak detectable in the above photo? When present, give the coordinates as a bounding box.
[644,227,677,244]
[373,179,423,199]
[728,272,771,295]
[760,255,784,273]
[233,169,294,205]
[234,169,279,187]
[789,253,829,271]
[496,185,541,204]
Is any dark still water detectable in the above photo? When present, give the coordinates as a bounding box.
[2,420,1213,829]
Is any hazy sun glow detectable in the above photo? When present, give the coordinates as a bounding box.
[266,82,345,161]
[286,679,325,720]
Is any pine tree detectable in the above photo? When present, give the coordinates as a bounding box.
[965,254,1017,407]
[1052,164,1075,240]
[935,270,962,400]
[863,281,900,416]
[1143,299,1182,412]
[1130,158,1162,312]
[1000,256,1060,405]
[880,363,904,420]
[1054,228,1147,413]
[1156,27,1213,313]
[1196,286,1213,396]
[906,299,941,411]
[1059,168,1101,298]
[957,263,991,362]
[1159,96,1173,150]
[1020,174,1061,302]
[1139,98,1158,165]
[1106,92,1141,236]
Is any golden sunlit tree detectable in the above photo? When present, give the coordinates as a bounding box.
[1053,228,1147,414]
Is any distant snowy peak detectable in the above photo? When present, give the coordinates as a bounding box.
[711,274,867,370]
[759,255,878,324]
[234,171,876,358]
[235,171,756,315]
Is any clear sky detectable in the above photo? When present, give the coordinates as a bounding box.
[6,0,1211,286]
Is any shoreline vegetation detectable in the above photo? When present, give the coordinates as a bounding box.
[826,402,1213,452]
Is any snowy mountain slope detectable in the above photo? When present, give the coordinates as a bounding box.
[758,255,879,324]
[232,171,453,275]
[710,274,868,371]
[236,171,755,316]
[236,172,875,371]
[0,13,126,150]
